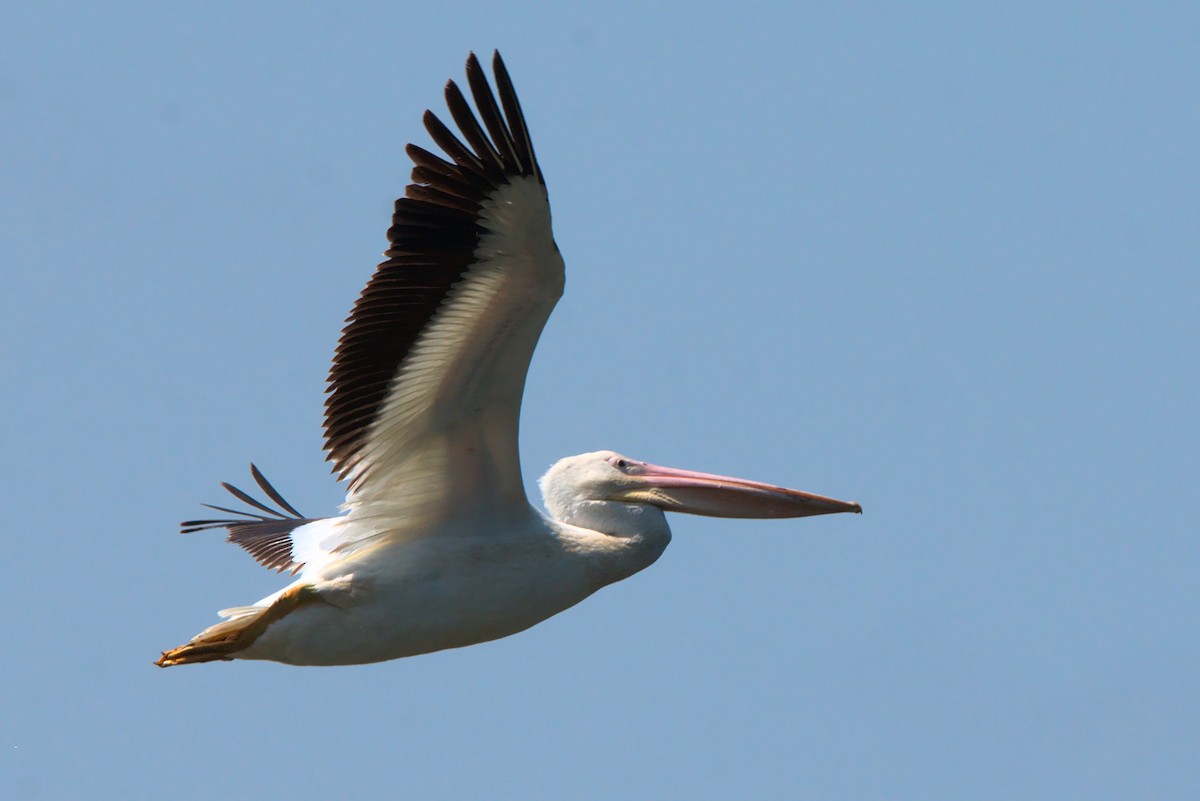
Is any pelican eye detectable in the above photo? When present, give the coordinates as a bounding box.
[608,456,630,470]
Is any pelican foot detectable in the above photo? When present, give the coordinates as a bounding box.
[156,584,324,667]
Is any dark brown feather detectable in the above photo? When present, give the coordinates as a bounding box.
[324,51,546,484]
[466,53,520,170]
[181,466,315,573]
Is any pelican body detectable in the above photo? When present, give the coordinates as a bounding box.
[157,54,860,668]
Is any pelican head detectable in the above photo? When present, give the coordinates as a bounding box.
[158,53,864,669]
[540,450,861,524]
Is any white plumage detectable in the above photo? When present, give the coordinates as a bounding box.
[157,54,859,668]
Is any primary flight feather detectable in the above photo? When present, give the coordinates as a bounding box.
[157,52,860,668]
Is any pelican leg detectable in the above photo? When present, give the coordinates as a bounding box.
[155,584,326,668]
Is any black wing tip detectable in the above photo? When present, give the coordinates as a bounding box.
[179,466,313,573]
[420,51,539,182]
[322,50,545,481]
[180,519,231,535]
[179,465,305,532]
[250,462,305,518]
[490,50,510,81]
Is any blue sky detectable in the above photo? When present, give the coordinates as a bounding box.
[3,2,1197,799]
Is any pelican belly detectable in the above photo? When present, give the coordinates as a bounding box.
[237,528,601,666]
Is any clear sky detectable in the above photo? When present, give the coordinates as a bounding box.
[3,2,1197,799]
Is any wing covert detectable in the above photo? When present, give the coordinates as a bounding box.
[325,52,562,517]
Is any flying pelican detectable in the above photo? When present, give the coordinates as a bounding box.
[156,52,861,668]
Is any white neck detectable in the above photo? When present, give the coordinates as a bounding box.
[545,497,673,589]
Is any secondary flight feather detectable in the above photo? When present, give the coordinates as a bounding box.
[157,52,860,668]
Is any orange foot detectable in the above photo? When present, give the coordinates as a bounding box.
[156,584,325,667]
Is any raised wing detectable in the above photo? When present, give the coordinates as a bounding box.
[325,52,563,520]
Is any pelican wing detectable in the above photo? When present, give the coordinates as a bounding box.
[325,52,563,520]
[180,465,317,573]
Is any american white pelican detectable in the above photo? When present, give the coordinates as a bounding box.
[157,53,861,668]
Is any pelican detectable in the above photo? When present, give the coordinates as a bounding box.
[156,52,861,668]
